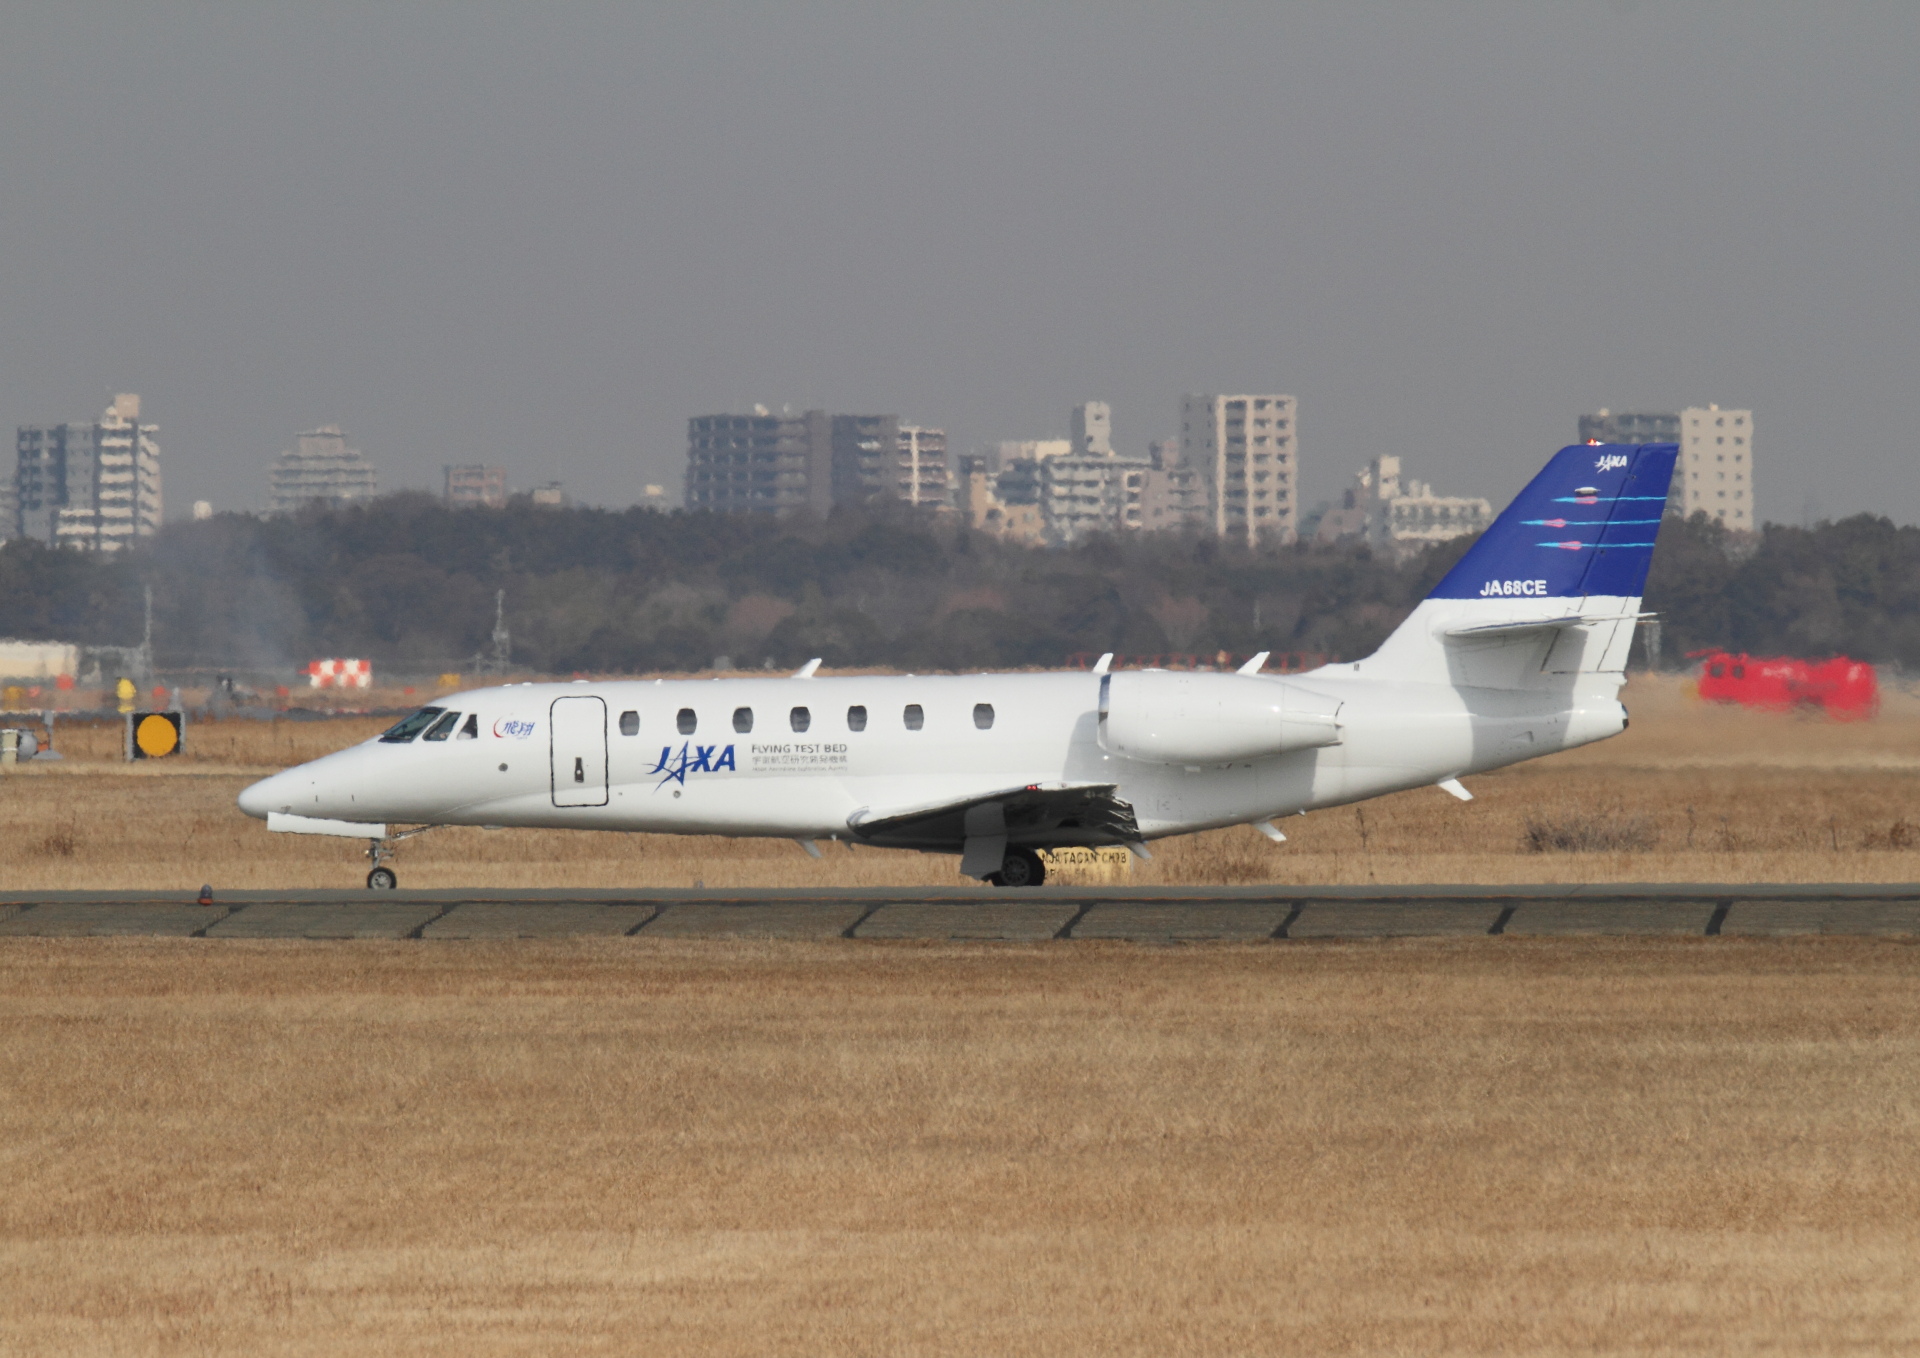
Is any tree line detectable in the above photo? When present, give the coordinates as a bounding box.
[1,494,1915,675]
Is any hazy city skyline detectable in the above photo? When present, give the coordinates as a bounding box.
[3,6,1915,524]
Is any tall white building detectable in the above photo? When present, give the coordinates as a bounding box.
[270,425,378,514]
[1179,394,1298,545]
[896,425,950,506]
[14,394,163,551]
[1672,405,1755,528]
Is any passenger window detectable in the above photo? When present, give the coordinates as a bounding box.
[790,706,811,733]
[733,706,753,733]
[457,713,479,740]
[421,710,462,741]
[973,703,994,730]
[903,703,924,731]
[619,710,639,737]
[677,708,697,735]
[847,705,868,732]
[379,707,445,743]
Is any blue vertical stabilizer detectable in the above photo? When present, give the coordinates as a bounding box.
[1427,444,1678,602]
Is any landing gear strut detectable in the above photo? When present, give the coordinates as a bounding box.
[367,837,397,890]
[359,825,443,889]
[987,847,1046,888]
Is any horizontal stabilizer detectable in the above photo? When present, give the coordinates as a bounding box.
[1443,612,1648,639]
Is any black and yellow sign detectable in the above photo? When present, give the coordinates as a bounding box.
[130,711,184,758]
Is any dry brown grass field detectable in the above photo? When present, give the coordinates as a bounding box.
[4,674,1918,889]
[2,937,1918,1355]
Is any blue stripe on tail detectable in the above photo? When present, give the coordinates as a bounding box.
[1428,444,1678,601]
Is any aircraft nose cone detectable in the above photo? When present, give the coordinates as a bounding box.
[237,774,280,819]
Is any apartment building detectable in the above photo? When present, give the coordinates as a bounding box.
[269,426,378,514]
[1179,394,1298,545]
[14,394,163,550]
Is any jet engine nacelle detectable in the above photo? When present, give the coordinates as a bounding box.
[1097,671,1343,765]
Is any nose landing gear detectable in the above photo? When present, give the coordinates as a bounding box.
[367,837,398,889]
[360,825,442,889]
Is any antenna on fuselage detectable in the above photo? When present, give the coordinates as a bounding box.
[792,658,821,679]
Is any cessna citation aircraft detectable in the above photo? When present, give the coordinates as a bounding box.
[239,442,1678,888]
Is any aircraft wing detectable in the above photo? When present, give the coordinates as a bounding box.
[847,782,1140,852]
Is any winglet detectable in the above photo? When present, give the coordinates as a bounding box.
[792,658,822,679]
[1437,777,1473,801]
[1091,652,1114,675]
[1237,651,1271,675]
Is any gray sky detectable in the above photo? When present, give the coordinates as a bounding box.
[3,4,1916,524]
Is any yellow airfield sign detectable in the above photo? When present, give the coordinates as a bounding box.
[131,711,183,759]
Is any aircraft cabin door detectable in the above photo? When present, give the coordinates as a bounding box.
[550,696,609,807]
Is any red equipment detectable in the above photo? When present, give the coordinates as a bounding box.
[1694,651,1878,718]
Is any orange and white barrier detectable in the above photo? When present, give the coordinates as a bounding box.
[307,658,372,689]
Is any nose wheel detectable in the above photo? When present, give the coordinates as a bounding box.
[367,866,398,890]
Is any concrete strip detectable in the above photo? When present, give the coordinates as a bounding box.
[205,902,445,940]
[1719,900,1920,937]
[640,903,873,939]
[857,902,1081,941]
[1071,902,1291,941]
[1502,900,1717,936]
[420,903,657,939]
[1289,902,1508,939]
[0,903,19,924]
[0,903,230,937]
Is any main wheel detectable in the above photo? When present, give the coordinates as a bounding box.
[367,866,398,890]
[992,848,1046,888]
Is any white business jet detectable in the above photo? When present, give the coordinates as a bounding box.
[239,442,1677,888]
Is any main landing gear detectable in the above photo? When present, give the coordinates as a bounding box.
[986,847,1047,889]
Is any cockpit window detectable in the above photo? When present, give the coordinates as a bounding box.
[421,711,462,741]
[379,707,445,743]
[457,713,479,739]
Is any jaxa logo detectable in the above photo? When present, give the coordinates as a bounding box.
[650,742,737,788]
[1479,579,1551,596]
[1593,453,1629,472]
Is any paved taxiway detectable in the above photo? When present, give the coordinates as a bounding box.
[2,884,1918,940]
